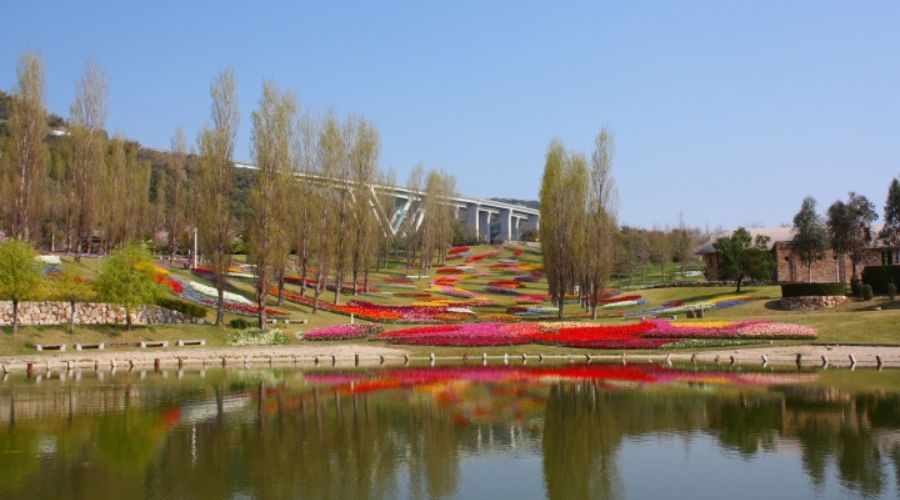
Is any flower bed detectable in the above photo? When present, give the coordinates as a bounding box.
[375,322,540,346]
[161,276,287,317]
[302,324,381,341]
[515,294,548,304]
[449,246,470,255]
[275,288,475,323]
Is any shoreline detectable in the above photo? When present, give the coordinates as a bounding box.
[1,343,900,373]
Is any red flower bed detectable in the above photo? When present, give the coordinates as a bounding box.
[598,294,642,304]
[274,288,474,323]
[437,267,465,274]
[488,280,524,289]
[448,246,470,254]
[155,275,184,294]
[512,248,525,257]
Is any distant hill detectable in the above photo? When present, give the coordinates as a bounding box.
[489,198,540,210]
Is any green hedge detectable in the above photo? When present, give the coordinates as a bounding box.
[861,266,900,294]
[781,282,848,298]
[156,297,207,319]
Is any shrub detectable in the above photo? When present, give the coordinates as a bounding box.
[229,318,250,329]
[862,266,900,294]
[156,297,207,318]
[781,282,847,298]
[851,278,862,297]
[862,284,874,301]
[888,282,897,302]
[227,328,286,346]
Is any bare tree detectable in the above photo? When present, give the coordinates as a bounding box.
[69,59,107,257]
[248,81,296,329]
[292,113,320,298]
[348,118,380,294]
[167,128,188,260]
[196,68,239,325]
[5,52,49,242]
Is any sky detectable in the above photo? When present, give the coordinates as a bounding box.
[2,1,899,230]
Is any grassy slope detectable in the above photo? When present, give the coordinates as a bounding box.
[2,245,899,356]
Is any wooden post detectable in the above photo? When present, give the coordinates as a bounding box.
[876,355,883,369]
[314,355,320,365]
[154,358,161,371]
[690,353,697,365]
[761,355,769,366]
[538,353,544,362]
[379,354,385,365]
[848,354,857,369]
[178,357,184,369]
[355,353,360,367]
[795,353,802,368]
[404,354,410,365]
[462,354,469,364]
[620,353,627,365]
[330,355,336,365]
[729,355,736,366]
[26,362,34,377]
[66,360,73,371]
[221,356,227,367]
[821,355,829,368]
[503,353,508,365]
[665,354,672,366]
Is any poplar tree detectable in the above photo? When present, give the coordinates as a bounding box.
[69,60,107,257]
[879,178,900,252]
[196,68,239,325]
[791,196,828,282]
[292,113,320,298]
[348,119,380,293]
[167,128,188,260]
[582,128,617,319]
[5,52,48,242]
[404,164,425,274]
[248,81,296,329]
[319,113,349,304]
[539,141,588,318]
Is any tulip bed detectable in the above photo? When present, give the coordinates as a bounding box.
[302,324,382,341]
[274,288,475,323]
[162,276,288,317]
[373,319,816,348]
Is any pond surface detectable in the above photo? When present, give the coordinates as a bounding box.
[1,363,898,499]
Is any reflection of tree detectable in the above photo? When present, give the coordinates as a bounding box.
[543,383,624,500]
[705,395,782,456]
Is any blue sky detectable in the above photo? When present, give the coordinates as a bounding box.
[2,1,898,230]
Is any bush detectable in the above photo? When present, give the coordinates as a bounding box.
[862,266,900,294]
[781,282,847,298]
[228,328,286,346]
[862,284,874,301]
[850,278,862,297]
[229,318,250,329]
[888,282,897,302]
[156,297,207,319]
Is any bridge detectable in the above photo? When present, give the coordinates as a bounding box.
[233,161,539,242]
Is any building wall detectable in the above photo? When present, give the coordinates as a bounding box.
[703,243,883,283]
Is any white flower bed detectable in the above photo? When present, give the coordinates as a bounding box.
[36,255,62,265]
[189,280,253,305]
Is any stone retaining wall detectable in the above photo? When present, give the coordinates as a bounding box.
[780,295,848,311]
[0,301,205,326]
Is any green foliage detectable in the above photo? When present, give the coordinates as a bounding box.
[781,282,847,297]
[713,227,775,291]
[155,297,206,319]
[227,328,286,346]
[93,244,159,328]
[229,318,250,329]
[879,178,900,247]
[827,193,878,278]
[862,284,874,301]
[861,265,900,294]
[792,197,829,279]
[0,240,42,302]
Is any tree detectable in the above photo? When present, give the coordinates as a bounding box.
[671,212,696,275]
[93,244,158,330]
[195,68,239,325]
[791,196,829,282]
[827,193,877,281]
[404,164,425,274]
[347,118,380,293]
[319,112,350,304]
[292,113,320,299]
[879,178,900,252]
[581,128,617,319]
[48,266,95,334]
[0,240,42,333]
[5,52,48,242]
[713,227,774,292]
[248,81,296,329]
[69,60,107,258]
[166,128,188,260]
[539,141,588,318]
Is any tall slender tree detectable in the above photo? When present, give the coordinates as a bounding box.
[69,60,107,258]
[828,192,877,281]
[582,128,617,319]
[348,118,380,294]
[196,68,239,325]
[879,178,900,256]
[167,128,188,260]
[5,52,48,242]
[791,196,828,282]
[292,113,320,298]
[248,81,296,329]
[318,113,350,304]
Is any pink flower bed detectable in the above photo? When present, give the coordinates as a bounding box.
[303,324,380,341]
[375,323,540,347]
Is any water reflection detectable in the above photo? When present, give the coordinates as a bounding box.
[0,364,898,499]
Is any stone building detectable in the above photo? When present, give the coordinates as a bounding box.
[698,227,887,283]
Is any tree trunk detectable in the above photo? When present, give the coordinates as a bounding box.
[12,300,18,335]
[125,306,132,330]
[215,285,225,326]
[258,275,268,331]
[808,261,812,283]
[69,300,76,334]
[736,274,743,293]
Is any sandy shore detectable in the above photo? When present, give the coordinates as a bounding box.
[1,343,899,373]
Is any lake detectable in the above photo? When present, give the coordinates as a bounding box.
[1,363,898,499]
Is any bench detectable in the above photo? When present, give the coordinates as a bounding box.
[35,344,66,352]
[177,339,206,347]
[139,340,169,348]
[75,343,105,351]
